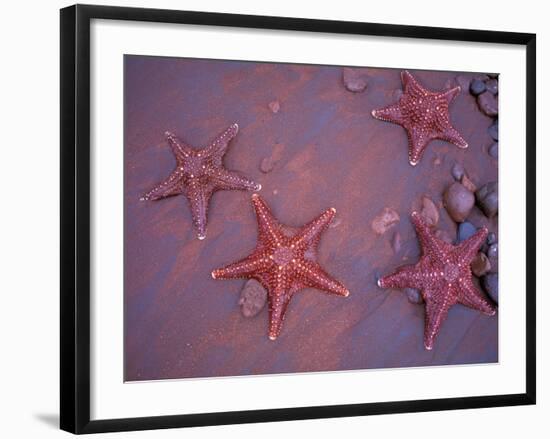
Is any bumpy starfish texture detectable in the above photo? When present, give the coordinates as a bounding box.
[377,212,495,350]
[212,194,350,340]
[372,70,468,166]
[141,123,261,240]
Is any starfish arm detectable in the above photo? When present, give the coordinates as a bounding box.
[410,212,452,261]
[211,251,271,280]
[140,169,184,201]
[405,127,434,166]
[371,103,404,124]
[438,125,468,149]
[209,168,261,192]
[455,226,489,266]
[440,86,461,104]
[201,123,239,161]
[378,264,423,290]
[423,285,456,350]
[292,207,336,251]
[186,184,213,240]
[401,70,426,97]
[458,277,496,315]
[251,194,285,246]
[298,260,350,297]
[404,124,442,166]
[267,282,295,340]
[165,131,193,159]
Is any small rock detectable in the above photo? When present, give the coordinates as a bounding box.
[488,142,498,159]
[477,91,498,117]
[268,100,280,113]
[391,231,402,254]
[433,156,442,166]
[371,208,400,235]
[470,78,486,96]
[405,287,423,304]
[488,120,498,141]
[481,242,489,254]
[239,279,267,318]
[476,181,498,218]
[260,156,276,173]
[487,242,498,259]
[487,243,498,272]
[485,78,498,95]
[342,67,368,93]
[451,162,465,181]
[435,229,454,244]
[488,261,498,274]
[482,273,498,303]
[471,252,491,277]
[487,232,497,245]
[461,174,477,193]
[420,196,439,227]
[444,182,475,223]
[457,221,477,243]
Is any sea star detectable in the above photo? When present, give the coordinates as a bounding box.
[211,194,350,340]
[372,70,468,166]
[377,212,496,350]
[141,123,261,240]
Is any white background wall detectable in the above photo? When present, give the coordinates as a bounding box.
[0,0,546,437]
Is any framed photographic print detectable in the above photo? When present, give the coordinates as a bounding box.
[60,4,536,434]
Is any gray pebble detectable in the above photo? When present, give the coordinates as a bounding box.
[457,221,477,243]
[476,181,498,218]
[482,273,498,303]
[485,78,498,95]
[488,142,498,159]
[469,79,486,96]
[487,243,498,273]
[488,121,498,141]
[487,232,497,245]
[451,162,465,181]
[487,243,498,259]
[477,92,498,117]
[444,182,475,223]
[239,279,267,318]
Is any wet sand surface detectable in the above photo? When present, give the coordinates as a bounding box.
[124,56,498,381]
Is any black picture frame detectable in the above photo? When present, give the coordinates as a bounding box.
[60,4,536,434]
